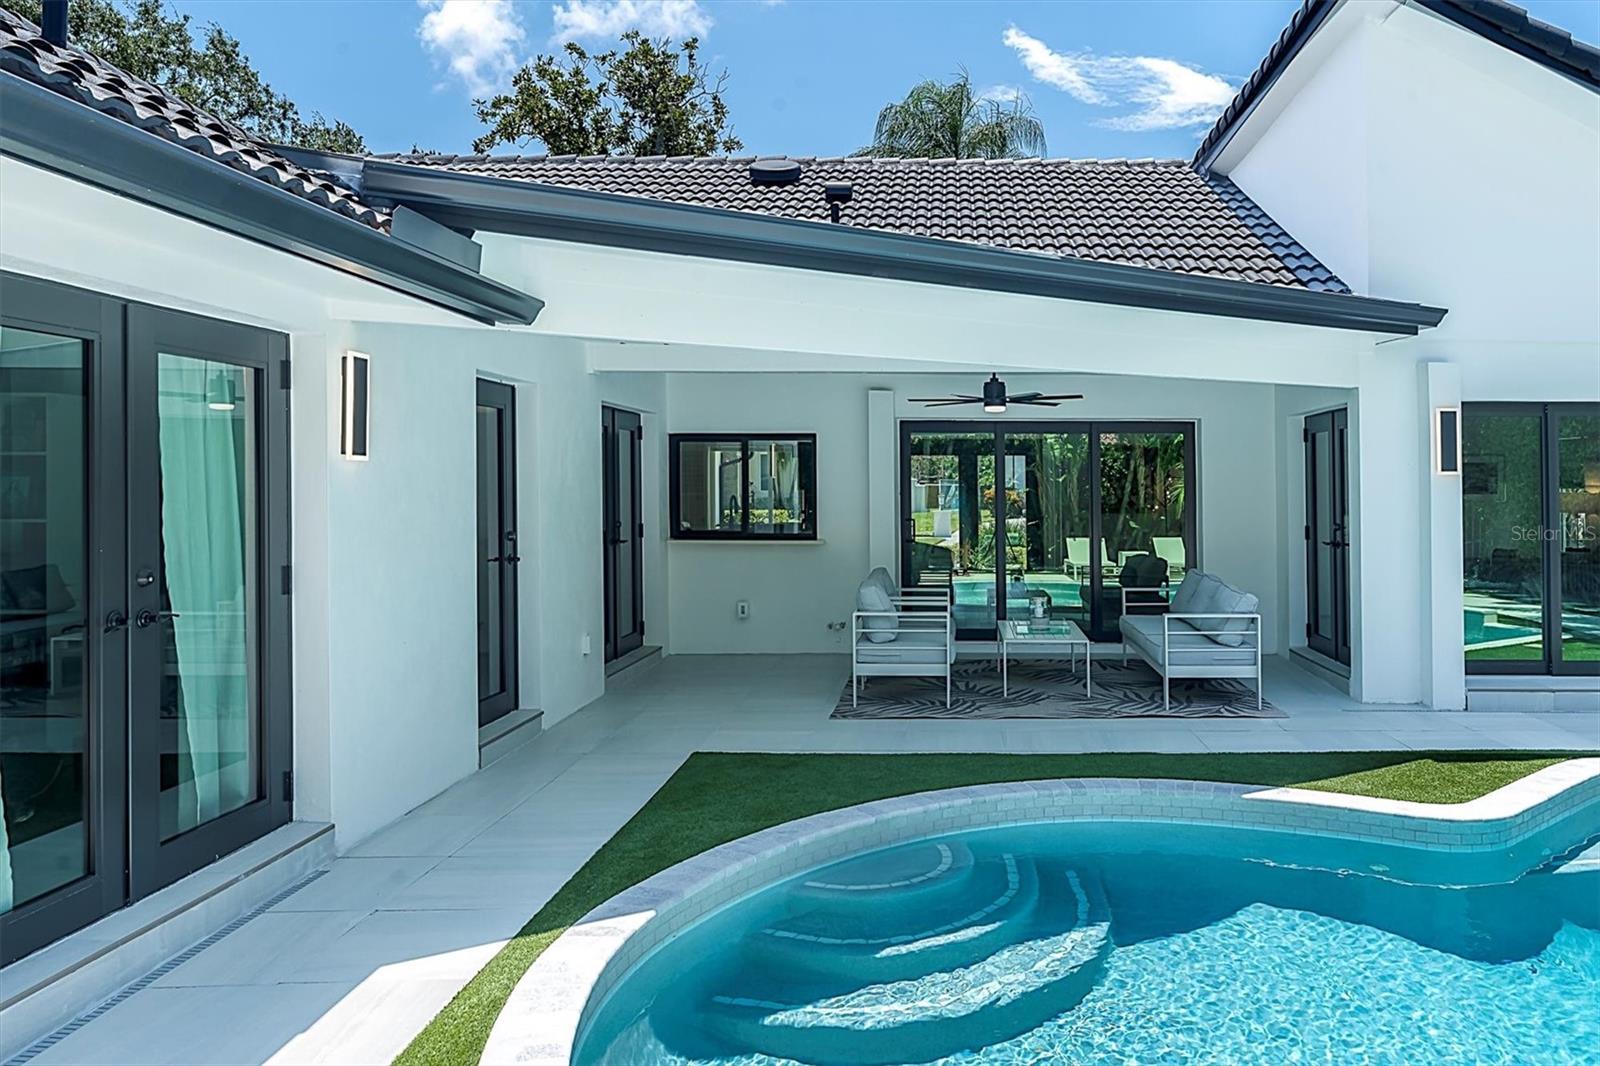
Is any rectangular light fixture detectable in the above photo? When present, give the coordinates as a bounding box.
[341,351,370,460]
[1433,406,1460,475]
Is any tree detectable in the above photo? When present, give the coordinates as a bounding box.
[861,71,1046,159]
[3,0,366,153]
[474,31,741,156]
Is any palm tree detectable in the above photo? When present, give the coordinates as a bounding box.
[860,71,1046,159]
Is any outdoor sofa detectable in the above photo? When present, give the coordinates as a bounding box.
[1119,570,1263,711]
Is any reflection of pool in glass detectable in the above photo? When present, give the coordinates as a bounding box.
[577,817,1600,1065]
[1465,608,1541,649]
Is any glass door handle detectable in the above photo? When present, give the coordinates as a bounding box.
[104,610,128,634]
[134,609,181,628]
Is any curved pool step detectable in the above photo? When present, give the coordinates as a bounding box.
[788,840,979,910]
[752,853,1041,983]
[704,868,1111,1066]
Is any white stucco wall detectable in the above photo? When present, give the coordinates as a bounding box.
[303,324,667,847]
[1225,2,1599,395]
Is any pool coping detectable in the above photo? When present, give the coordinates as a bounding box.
[480,759,1600,1065]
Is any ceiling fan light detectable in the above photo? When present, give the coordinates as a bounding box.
[982,374,1007,414]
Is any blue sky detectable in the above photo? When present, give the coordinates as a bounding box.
[170,0,1600,158]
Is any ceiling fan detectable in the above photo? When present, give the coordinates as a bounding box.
[909,374,1083,413]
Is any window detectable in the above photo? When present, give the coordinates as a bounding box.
[671,434,817,539]
[1462,403,1600,675]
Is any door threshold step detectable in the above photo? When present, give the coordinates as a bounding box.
[0,821,333,1061]
[606,644,662,681]
[479,708,543,766]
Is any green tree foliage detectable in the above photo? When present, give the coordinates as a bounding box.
[474,31,740,156]
[862,71,1046,159]
[4,0,365,153]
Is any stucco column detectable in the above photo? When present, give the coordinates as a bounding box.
[1421,361,1467,709]
[866,388,897,571]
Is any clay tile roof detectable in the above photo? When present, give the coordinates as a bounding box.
[0,8,389,231]
[366,152,1350,292]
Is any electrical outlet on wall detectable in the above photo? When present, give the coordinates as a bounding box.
[736,600,751,620]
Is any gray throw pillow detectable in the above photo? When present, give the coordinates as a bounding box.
[856,580,898,643]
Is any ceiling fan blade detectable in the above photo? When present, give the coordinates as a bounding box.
[1026,393,1085,401]
[1015,399,1060,407]
[907,395,983,404]
[920,399,981,407]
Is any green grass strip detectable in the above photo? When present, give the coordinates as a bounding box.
[394,750,1588,1065]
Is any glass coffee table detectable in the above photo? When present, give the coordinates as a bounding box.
[997,619,1092,698]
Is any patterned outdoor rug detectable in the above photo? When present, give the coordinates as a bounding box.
[832,659,1284,719]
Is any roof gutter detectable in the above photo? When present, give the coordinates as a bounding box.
[0,75,543,326]
[362,158,1446,336]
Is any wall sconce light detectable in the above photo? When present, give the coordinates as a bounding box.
[341,351,370,460]
[1433,406,1460,476]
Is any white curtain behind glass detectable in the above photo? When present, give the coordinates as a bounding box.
[156,355,252,831]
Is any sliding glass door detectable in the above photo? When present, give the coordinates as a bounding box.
[1463,403,1600,674]
[1,275,291,963]
[901,421,1195,640]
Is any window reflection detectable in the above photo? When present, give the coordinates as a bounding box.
[1,326,89,913]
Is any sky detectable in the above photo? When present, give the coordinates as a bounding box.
[169,0,1600,159]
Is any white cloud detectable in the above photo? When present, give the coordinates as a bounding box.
[978,84,1023,105]
[1001,26,1107,104]
[1001,26,1235,131]
[417,0,526,96]
[550,1,712,45]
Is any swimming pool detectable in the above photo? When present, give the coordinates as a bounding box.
[573,797,1600,1064]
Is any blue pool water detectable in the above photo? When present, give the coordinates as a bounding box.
[1464,608,1541,646]
[576,819,1600,1065]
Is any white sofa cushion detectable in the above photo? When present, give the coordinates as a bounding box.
[855,628,952,664]
[866,566,897,601]
[856,580,897,643]
[1172,574,1257,647]
[1120,615,1257,667]
[1169,571,1206,614]
[1207,584,1259,647]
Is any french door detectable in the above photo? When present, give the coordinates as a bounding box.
[1,275,292,962]
[1462,403,1600,675]
[602,407,644,662]
[900,421,1195,641]
[476,380,519,726]
[1304,408,1351,665]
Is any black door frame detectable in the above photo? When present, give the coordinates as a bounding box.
[476,379,520,726]
[1464,401,1600,677]
[602,406,645,662]
[0,275,128,964]
[898,419,1198,641]
[1,277,292,961]
[125,304,293,900]
[1304,407,1351,665]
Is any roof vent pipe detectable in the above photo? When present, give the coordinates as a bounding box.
[41,0,68,46]
[825,182,853,223]
[748,158,802,185]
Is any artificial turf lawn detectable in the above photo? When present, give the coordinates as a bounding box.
[393,750,1590,1065]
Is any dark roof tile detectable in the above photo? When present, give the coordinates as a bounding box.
[369,152,1350,292]
[0,8,389,231]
